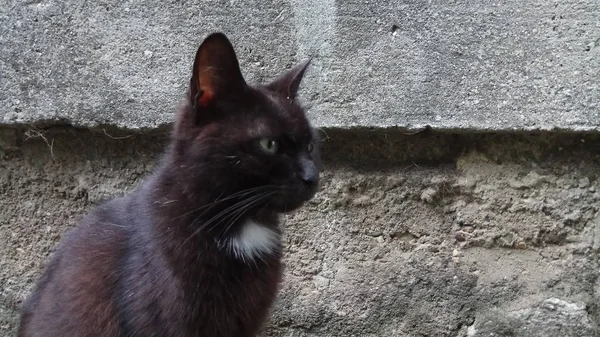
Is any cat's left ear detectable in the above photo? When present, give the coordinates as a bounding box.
[267,58,311,100]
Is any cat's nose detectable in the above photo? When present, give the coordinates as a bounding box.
[300,170,318,187]
[298,159,319,187]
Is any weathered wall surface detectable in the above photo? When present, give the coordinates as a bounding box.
[1,0,599,131]
[2,129,599,336]
[2,0,600,336]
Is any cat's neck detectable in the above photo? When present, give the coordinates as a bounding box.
[138,158,281,263]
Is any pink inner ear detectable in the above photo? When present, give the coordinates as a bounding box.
[198,89,215,106]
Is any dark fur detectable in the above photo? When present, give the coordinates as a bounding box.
[18,33,320,337]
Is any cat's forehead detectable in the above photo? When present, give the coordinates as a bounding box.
[247,88,311,137]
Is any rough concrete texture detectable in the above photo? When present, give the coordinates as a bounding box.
[2,128,600,336]
[1,0,600,131]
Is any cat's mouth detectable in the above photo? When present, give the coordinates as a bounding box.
[270,198,307,213]
[268,183,318,213]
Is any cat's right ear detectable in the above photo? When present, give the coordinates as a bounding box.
[266,58,311,101]
[190,33,247,110]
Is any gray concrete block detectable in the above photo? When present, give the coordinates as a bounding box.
[1,0,599,131]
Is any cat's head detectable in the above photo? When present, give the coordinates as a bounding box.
[172,33,320,213]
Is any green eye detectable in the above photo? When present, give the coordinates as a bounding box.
[259,138,279,154]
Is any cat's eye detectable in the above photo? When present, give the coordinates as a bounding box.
[307,141,315,153]
[259,138,279,154]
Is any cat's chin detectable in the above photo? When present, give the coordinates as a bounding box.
[268,188,317,213]
[268,198,308,213]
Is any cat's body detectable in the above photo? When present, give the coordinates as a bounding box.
[18,33,319,337]
[19,177,281,337]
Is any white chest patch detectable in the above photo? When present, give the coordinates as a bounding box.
[227,220,280,262]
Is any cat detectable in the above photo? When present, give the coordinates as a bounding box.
[18,32,320,337]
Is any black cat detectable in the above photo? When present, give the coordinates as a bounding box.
[18,32,320,337]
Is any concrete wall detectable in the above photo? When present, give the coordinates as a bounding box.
[2,0,600,336]
[2,130,600,336]
[2,0,599,131]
